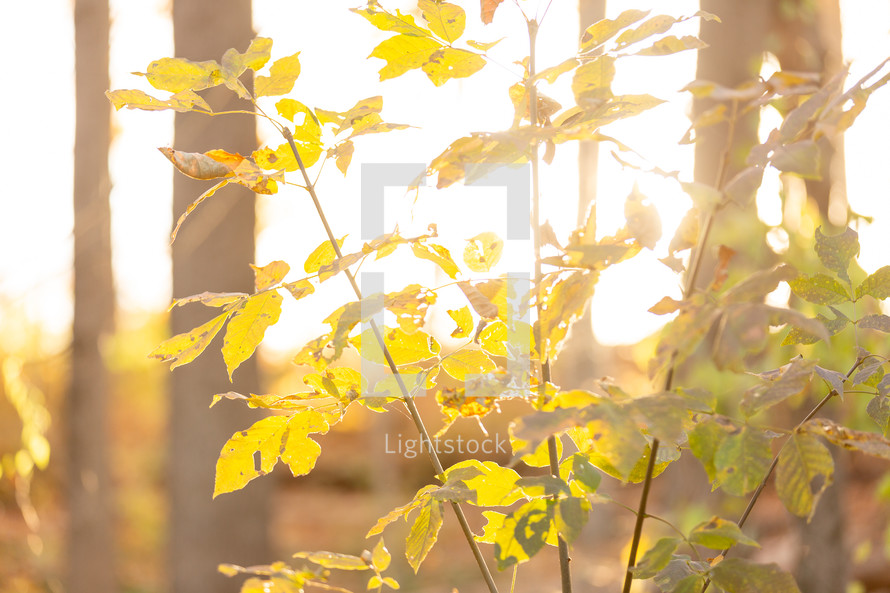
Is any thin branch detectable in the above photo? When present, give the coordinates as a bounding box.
[622,100,740,593]
[280,128,500,593]
[698,354,865,593]
[526,17,573,593]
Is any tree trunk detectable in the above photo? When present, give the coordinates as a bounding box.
[169,2,270,592]
[69,0,116,592]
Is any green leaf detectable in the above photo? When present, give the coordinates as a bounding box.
[555,497,589,543]
[771,140,821,179]
[405,498,444,572]
[855,266,890,300]
[572,55,615,105]
[631,537,678,579]
[222,291,283,380]
[418,0,465,42]
[788,273,851,305]
[494,499,555,570]
[630,392,688,443]
[292,551,369,570]
[776,432,834,519]
[688,416,734,485]
[866,395,890,437]
[255,51,302,97]
[580,9,650,51]
[689,517,759,549]
[805,418,890,460]
[150,311,229,370]
[633,35,707,56]
[441,349,496,381]
[741,358,815,417]
[583,399,648,481]
[422,48,485,86]
[710,558,801,593]
[569,453,602,493]
[714,426,774,496]
[858,314,890,332]
[140,57,222,93]
[370,34,442,81]
[815,226,859,282]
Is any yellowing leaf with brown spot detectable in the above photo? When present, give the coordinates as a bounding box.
[274,99,321,143]
[251,260,290,291]
[370,34,442,81]
[255,51,301,97]
[150,311,229,370]
[222,292,283,380]
[419,0,466,42]
[159,147,236,180]
[333,141,354,175]
[463,232,504,272]
[422,48,485,86]
[442,349,496,381]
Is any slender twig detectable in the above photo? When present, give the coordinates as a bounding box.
[698,355,865,593]
[280,128,500,593]
[622,100,740,593]
[525,18,573,593]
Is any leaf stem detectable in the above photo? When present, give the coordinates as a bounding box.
[698,354,865,593]
[526,18,573,593]
[622,100,740,593]
[280,128,500,593]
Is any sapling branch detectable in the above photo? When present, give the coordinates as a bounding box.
[526,17,573,593]
[622,100,740,593]
[698,354,866,593]
[280,127,500,593]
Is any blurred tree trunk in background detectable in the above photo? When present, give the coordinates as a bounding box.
[550,0,606,392]
[169,2,270,592]
[69,0,116,591]
[697,3,847,592]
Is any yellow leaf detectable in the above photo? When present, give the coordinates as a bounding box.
[463,231,504,272]
[572,55,616,105]
[283,279,315,301]
[251,260,290,291]
[447,306,474,338]
[171,179,230,243]
[229,159,284,195]
[221,37,273,77]
[370,34,442,81]
[255,51,301,97]
[253,140,321,171]
[141,57,222,93]
[441,349,496,381]
[304,237,346,274]
[222,292,283,380]
[412,241,460,278]
[422,48,486,86]
[333,141,354,175]
[106,89,212,113]
[274,99,321,143]
[171,291,247,309]
[280,408,329,476]
[338,96,384,134]
[418,0,466,42]
[150,311,229,370]
[214,415,287,497]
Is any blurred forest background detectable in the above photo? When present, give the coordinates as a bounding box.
[1,1,889,593]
